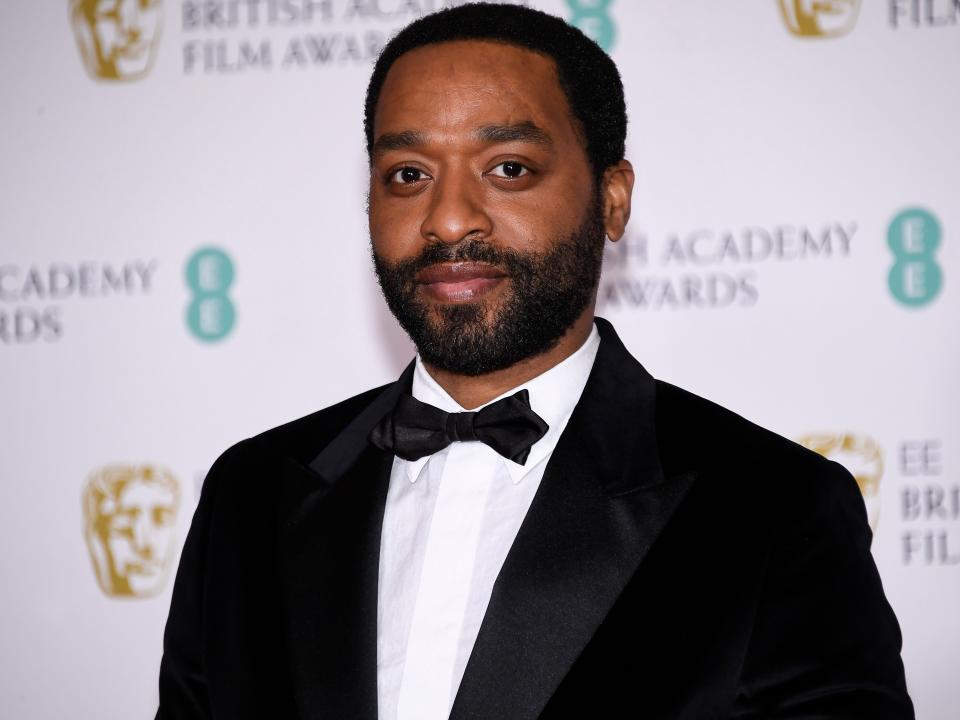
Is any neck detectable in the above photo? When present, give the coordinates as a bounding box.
[422,310,595,410]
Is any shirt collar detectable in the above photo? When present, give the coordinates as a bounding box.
[401,322,601,484]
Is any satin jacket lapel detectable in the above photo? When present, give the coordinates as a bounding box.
[279,364,413,720]
[449,319,696,720]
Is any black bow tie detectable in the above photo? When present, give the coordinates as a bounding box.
[369,389,549,465]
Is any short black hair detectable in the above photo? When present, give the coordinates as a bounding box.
[363,2,627,179]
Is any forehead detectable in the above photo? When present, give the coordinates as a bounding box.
[375,40,579,146]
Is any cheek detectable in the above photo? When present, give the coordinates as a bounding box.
[492,183,591,250]
[488,205,539,249]
[368,195,428,261]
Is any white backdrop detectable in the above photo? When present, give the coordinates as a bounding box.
[1,1,957,718]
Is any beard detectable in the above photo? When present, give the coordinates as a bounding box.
[372,195,605,376]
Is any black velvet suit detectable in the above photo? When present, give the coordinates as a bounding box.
[157,318,913,719]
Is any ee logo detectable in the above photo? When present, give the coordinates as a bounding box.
[185,247,236,342]
[887,208,943,308]
[566,0,616,52]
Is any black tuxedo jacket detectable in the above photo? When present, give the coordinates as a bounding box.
[157,319,913,719]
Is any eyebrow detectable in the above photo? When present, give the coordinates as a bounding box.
[371,130,426,159]
[475,122,554,148]
[370,121,554,160]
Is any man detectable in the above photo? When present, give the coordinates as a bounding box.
[157,4,913,719]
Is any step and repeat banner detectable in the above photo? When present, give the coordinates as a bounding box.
[0,1,956,718]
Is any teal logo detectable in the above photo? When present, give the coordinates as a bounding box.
[185,247,236,342]
[887,208,943,308]
[567,0,616,52]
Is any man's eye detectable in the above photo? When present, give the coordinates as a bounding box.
[389,167,426,184]
[488,161,529,179]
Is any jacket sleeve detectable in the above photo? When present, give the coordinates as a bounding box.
[731,460,914,719]
[155,442,242,719]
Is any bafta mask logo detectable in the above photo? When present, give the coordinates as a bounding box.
[777,0,862,38]
[70,0,163,82]
[82,464,180,598]
[796,433,883,529]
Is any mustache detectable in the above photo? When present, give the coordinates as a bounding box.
[380,239,535,278]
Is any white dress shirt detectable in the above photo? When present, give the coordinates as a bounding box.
[376,324,601,720]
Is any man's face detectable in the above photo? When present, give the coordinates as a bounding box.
[368,41,607,375]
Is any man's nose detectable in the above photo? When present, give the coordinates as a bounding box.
[420,170,492,245]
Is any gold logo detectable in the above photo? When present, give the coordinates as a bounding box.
[796,433,883,529]
[82,464,180,598]
[70,0,163,82]
[777,0,862,38]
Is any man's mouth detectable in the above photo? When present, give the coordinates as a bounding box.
[415,262,508,302]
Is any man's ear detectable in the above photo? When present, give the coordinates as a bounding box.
[601,160,634,242]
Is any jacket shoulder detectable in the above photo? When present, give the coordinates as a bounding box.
[228,382,393,468]
[653,379,853,493]
[653,379,869,551]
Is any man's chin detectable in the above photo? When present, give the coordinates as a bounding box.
[424,296,495,329]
